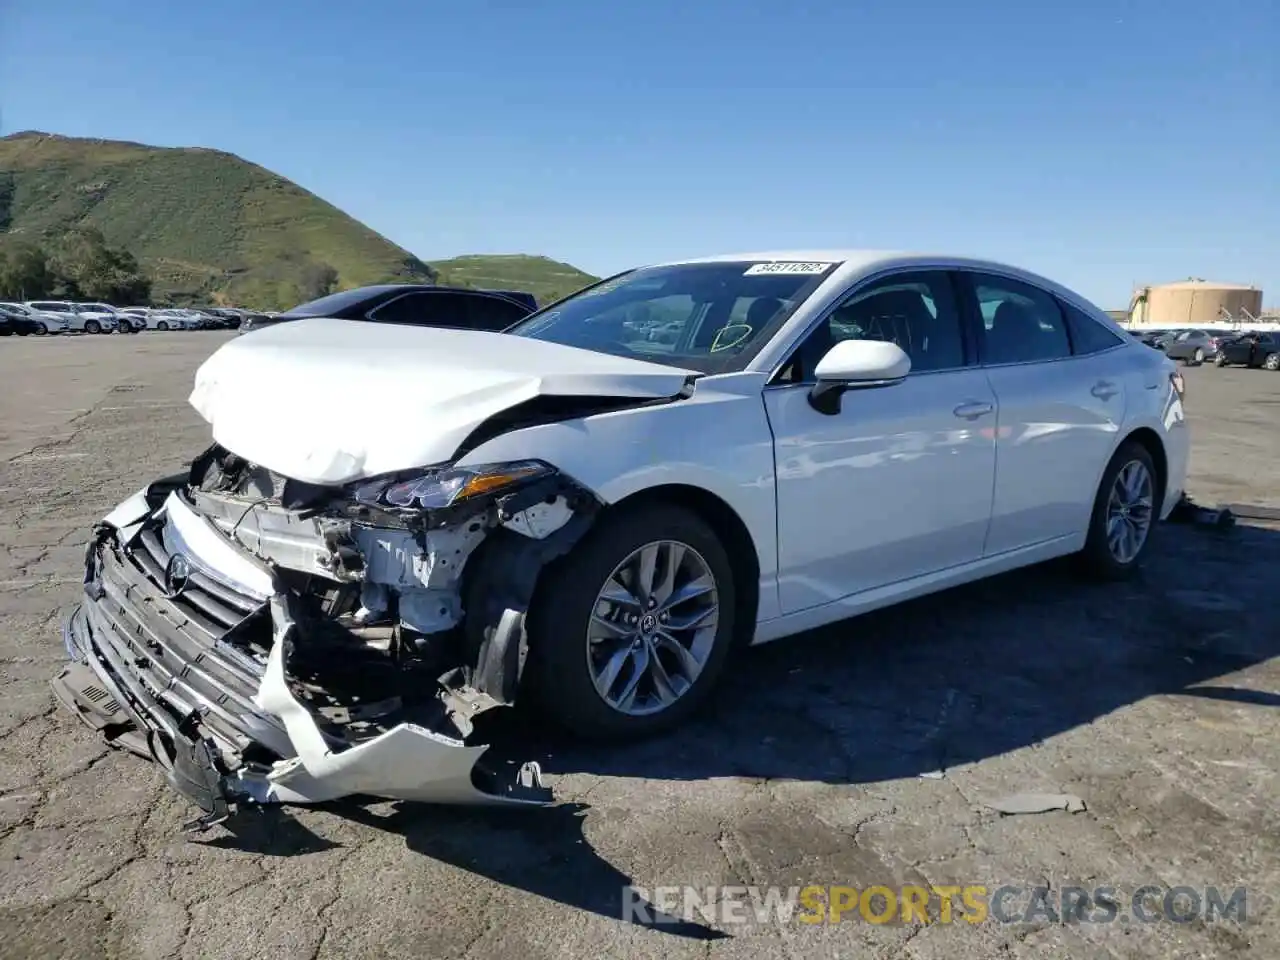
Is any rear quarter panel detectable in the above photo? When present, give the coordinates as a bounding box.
[1119,344,1188,517]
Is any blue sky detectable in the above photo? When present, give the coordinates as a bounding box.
[2,0,1276,307]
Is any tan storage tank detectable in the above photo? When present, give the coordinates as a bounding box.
[1131,281,1263,326]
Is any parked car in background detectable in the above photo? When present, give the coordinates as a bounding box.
[69,303,121,334]
[25,300,117,334]
[119,307,152,330]
[191,307,245,330]
[238,284,538,335]
[145,309,198,331]
[1163,329,1225,364]
[54,250,1189,820]
[1129,328,1174,349]
[74,302,138,333]
[0,302,65,335]
[1215,331,1280,370]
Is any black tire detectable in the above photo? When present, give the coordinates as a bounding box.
[1264,353,1280,372]
[524,502,737,740]
[34,323,47,336]
[84,319,101,334]
[1077,440,1160,581]
[1214,353,1228,366]
[156,321,169,331]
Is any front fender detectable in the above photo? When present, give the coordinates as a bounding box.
[455,372,782,621]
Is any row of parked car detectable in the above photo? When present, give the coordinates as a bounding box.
[1130,326,1280,370]
[0,300,268,336]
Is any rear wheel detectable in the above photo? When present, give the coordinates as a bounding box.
[1264,353,1280,371]
[156,321,169,331]
[33,322,47,336]
[1078,441,1159,581]
[84,319,101,334]
[1193,347,1204,363]
[525,503,737,740]
[1214,353,1228,366]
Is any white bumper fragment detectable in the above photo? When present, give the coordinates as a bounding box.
[234,595,548,807]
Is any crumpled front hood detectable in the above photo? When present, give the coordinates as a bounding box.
[189,316,696,484]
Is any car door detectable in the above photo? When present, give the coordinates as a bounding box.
[956,272,1127,555]
[1251,333,1279,367]
[1221,335,1251,365]
[763,270,997,612]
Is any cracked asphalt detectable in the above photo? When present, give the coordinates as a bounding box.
[1,331,1278,959]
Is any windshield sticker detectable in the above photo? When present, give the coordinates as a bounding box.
[581,282,624,297]
[743,262,835,276]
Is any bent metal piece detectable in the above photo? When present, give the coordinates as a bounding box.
[235,593,549,809]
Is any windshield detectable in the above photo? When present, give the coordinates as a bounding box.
[506,260,839,373]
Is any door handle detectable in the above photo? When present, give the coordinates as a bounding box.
[953,401,994,420]
[1091,380,1119,400]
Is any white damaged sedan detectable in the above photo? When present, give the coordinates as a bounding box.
[52,251,1189,824]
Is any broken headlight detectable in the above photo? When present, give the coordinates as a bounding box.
[353,460,554,511]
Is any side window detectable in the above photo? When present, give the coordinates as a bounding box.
[969,275,1071,365]
[371,292,469,328]
[1061,302,1124,355]
[467,295,531,332]
[784,272,966,380]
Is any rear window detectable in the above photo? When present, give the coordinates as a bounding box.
[282,287,388,317]
[1061,303,1124,354]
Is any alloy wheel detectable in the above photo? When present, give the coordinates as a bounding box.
[586,539,720,716]
[1106,460,1154,564]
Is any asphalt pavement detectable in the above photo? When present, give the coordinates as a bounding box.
[0,332,1277,959]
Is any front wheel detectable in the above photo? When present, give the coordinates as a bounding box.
[84,319,101,334]
[1077,441,1160,581]
[1215,353,1228,366]
[525,503,738,740]
[33,322,47,336]
[156,321,169,331]
[1264,353,1280,371]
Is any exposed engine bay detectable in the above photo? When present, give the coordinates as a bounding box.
[53,444,603,827]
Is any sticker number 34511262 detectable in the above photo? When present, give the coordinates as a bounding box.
[743,262,834,276]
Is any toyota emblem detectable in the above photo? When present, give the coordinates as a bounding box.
[164,553,192,599]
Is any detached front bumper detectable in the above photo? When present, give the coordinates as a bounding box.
[51,489,550,825]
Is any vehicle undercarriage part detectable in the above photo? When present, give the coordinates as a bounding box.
[51,445,605,824]
[1167,492,1236,528]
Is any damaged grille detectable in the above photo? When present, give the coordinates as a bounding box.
[79,511,289,762]
[131,519,264,633]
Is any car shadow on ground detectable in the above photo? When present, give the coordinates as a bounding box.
[206,520,1279,936]
[513,520,1280,788]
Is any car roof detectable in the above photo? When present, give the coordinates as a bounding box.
[648,249,1091,300]
[652,250,1126,375]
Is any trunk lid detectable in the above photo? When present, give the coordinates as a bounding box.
[189,316,696,484]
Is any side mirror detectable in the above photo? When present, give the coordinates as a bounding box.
[808,340,910,415]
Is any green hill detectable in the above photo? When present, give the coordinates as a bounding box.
[0,131,597,309]
[430,254,599,305]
